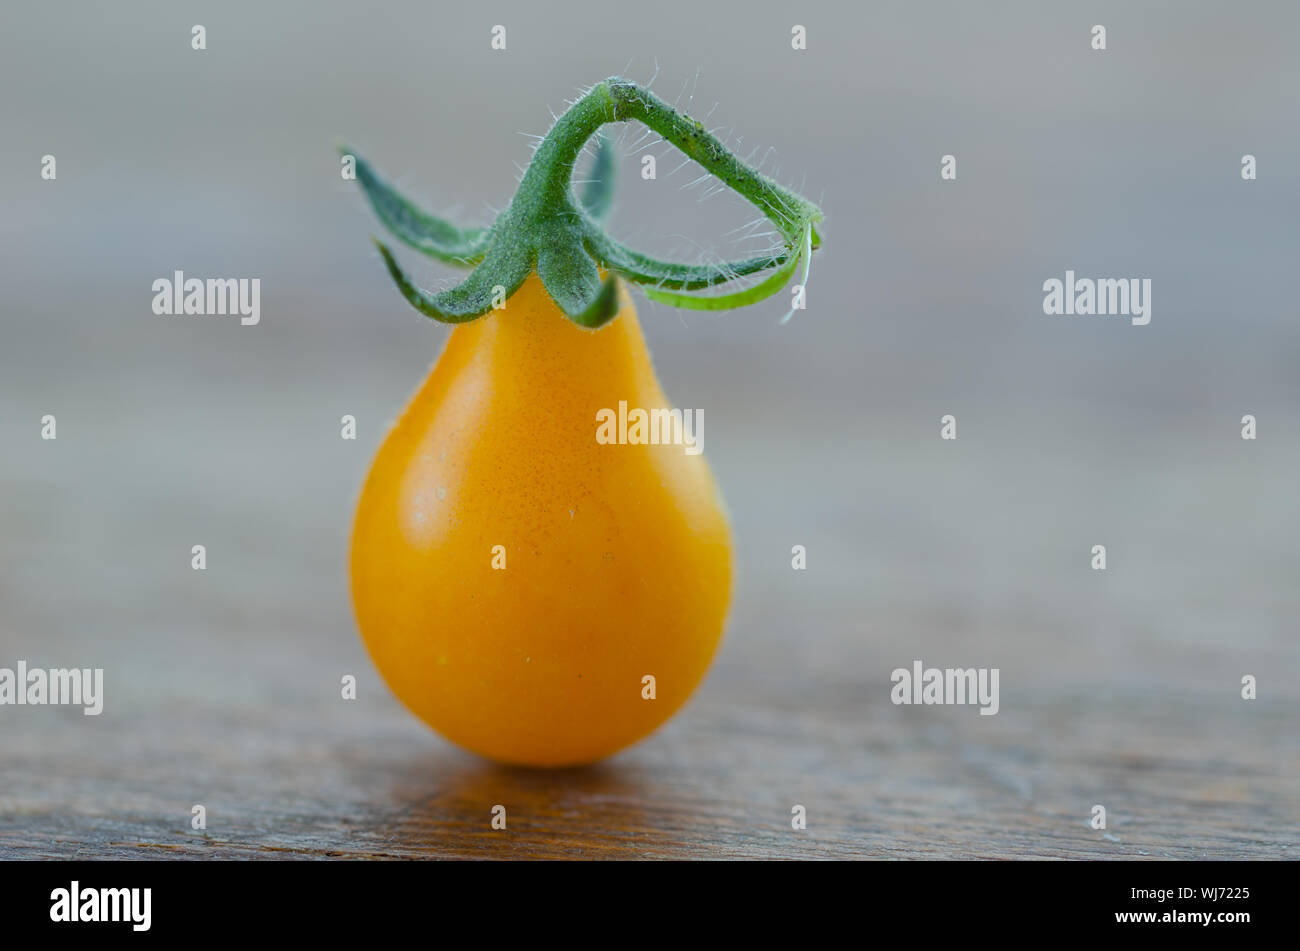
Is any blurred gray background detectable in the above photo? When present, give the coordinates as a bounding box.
[1,1,1297,857]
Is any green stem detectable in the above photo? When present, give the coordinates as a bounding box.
[603,80,822,248]
[351,76,824,327]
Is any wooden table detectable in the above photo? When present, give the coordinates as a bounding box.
[3,522,1295,860]
[2,357,1299,861]
[2,334,1298,861]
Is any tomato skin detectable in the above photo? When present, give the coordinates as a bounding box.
[350,273,733,767]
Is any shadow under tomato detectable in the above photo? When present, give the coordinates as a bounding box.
[381,749,665,858]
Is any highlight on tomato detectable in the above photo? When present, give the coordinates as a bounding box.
[344,77,823,767]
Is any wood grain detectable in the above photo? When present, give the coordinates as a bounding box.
[2,413,1298,860]
[3,401,1297,860]
[3,658,1296,859]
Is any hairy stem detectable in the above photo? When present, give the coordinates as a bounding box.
[351,76,824,325]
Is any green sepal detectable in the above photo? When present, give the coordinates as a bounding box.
[537,234,621,328]
[644,241,800,311]
[578,133,616,224]
[346,148,490,266]
[588,231,787,291]
[373,239,527,323]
